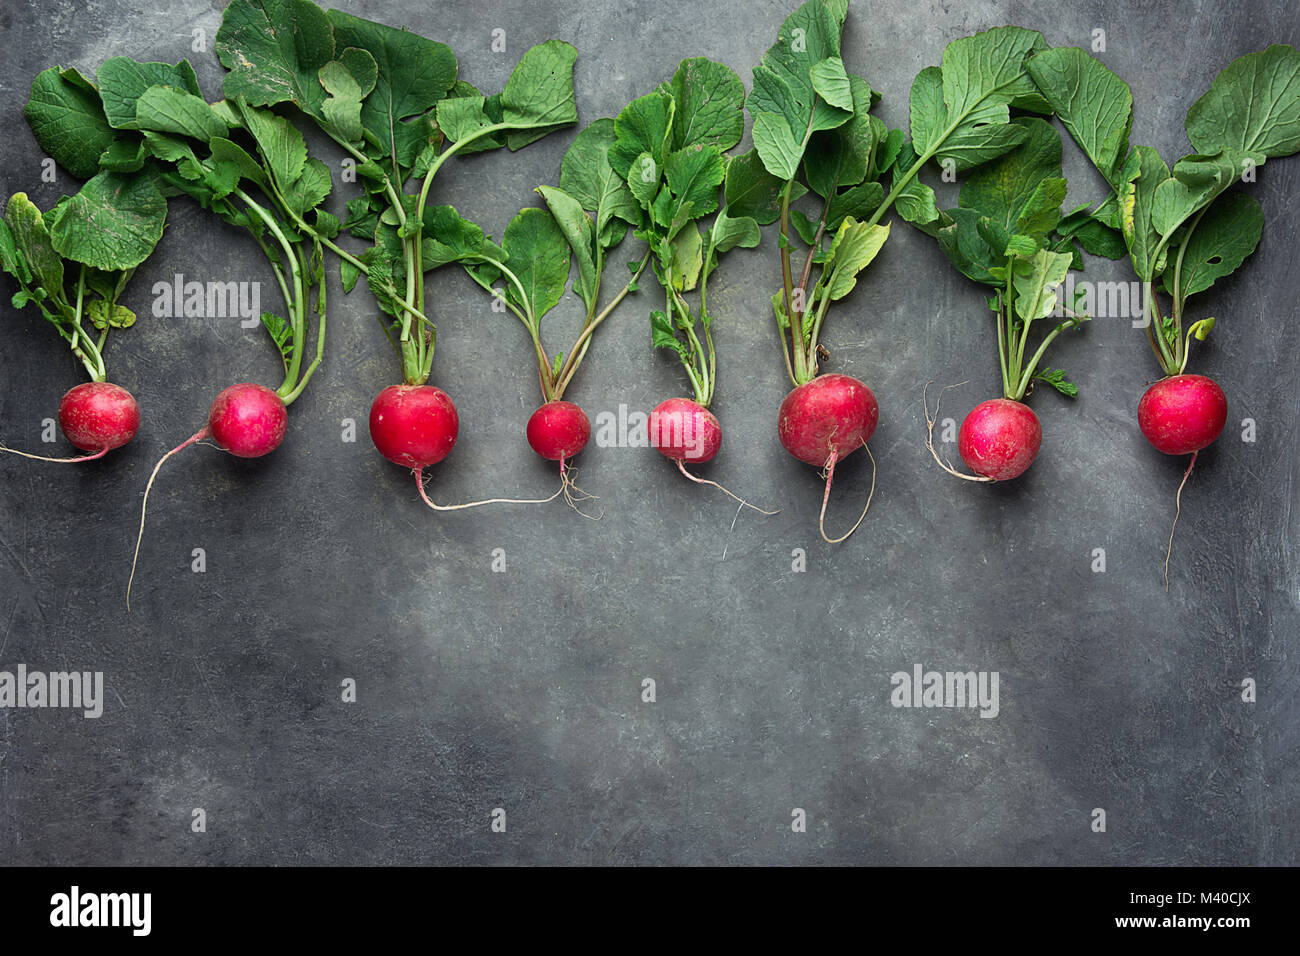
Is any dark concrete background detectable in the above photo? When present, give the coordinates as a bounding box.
[0,0,1295,865]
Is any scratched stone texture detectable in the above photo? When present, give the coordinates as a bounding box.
[0,0,1296,865]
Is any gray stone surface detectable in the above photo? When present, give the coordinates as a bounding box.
[0,0,1296,865]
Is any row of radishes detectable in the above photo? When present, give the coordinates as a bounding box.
[3,0,1297,602]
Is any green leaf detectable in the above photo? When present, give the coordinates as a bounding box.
[435,96,498,145]
[671,57,746,151]
[722,148,792,225]
[912,27,1047,174]
[500,207,570,322]
[809,57,853,112]
[709,209,761,255]
[3,194,64,298]
[823,217,889,300]
[650,309,689,358]
[318,57,375,144]
[610,90,675,179]
[747,0,852,178]
[1026,47,1133,189]
[669,222,704,291]
[536,185,599,310]
[86,299,136,330]
[208,137,268,188]
[96,57,202,129]
[1160,191,1263,301]
[1186,45,1300,159]
[99,139,146,173]
[825,180,885,231]
[1011,248,1071,322]
[1119,144,1171,281]
[958,117,1065,239]
[499,39,579,149]
[24,67,118,179]
[1033,367,1078,397]
[260,311,295,363]
[133,86,230,141]
[283,157,332,217]
[935,208,998,284]
[1150,149,1254,240]
[751,111,802,181]
[48,171,167,271]
[327,8,459,166]
[665,144,726,218]
[628,152,661,208]
[216,0,336,116]
[891,140,944,236]
[559,118,641,240]
[804,75,877,197]
[238,103,308,191]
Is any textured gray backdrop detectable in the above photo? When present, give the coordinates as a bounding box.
[0,0,1296,865]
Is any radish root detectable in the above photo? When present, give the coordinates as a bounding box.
[1164,450,1197,591]
[819,440,876,544]
[923,381,993,483]
[127,427,210,611]
[414,466,565,512]
[675,458,779,515]
[559,457,602,520]
[0,444,110,463]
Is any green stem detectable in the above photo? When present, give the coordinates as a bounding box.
[234,188,305,397]
[778,180,805,383]
[1169,206,1207,371]
[1013,317,1082,400]
[995,295,1011,399]
[554,251,649,396]
[281,241,328,406]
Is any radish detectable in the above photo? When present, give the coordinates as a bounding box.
[897,115,1096,485]
[1137,374,1227,456]
[1,180,164,463]
[526,401,590,461]
[1029,43,1300,582]
[956,399,1042,482]
[618,58,776,516]
[777,374,878,541]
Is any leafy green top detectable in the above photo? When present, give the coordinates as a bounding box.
[1028,44,1300,376]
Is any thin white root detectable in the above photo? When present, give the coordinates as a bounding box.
[0,444,109,463]
[675,458,779,515]
[415,467,565,512]
[923,380,993,483]
[127,428,209,612]
[560,458,602,520]
[1164,451,1197,591]
[819,440,876,545]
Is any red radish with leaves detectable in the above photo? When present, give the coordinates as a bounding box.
[451,111,654,514]
[1,182,164,463]
[1028,43,1300,583]
[613,57,775,515]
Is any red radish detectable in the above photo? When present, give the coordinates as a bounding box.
[957,399,1042,481]
[648,397,774,514]
[1138,374,1227,455]
[370,384,459,469]
[1136,374,1228,587]
[777,373,879,542]
[128,383,289,610]
[526,400,590,461]
[649,398,721,463]
[1,381,140,463]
